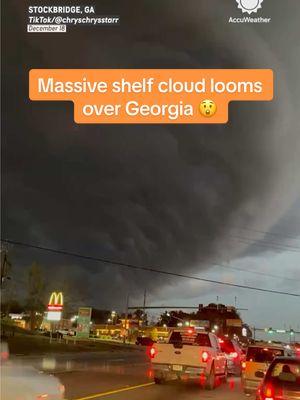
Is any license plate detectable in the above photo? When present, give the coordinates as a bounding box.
[172,365,183,371]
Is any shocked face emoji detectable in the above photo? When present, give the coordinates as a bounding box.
[199,100,217,117]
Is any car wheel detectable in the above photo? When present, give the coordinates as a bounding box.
[154,377,165,384]
[205,366,216,390]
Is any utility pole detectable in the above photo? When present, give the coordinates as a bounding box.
[124,293,129,344]
[143,289,147,326]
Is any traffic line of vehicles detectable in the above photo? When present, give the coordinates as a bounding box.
[147,326,300,398]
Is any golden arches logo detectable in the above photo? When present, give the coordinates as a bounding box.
[48,291,63,310]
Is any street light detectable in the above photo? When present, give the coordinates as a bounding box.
[111,311,116,324]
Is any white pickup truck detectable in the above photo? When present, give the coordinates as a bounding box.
[150,327,227,389]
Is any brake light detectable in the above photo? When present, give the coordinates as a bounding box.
[263,384,275,400]
[202,351,209,362]
[230,352,238,359]
[1,351,9,361]
[149,347,156,359]
[59,384,65,395]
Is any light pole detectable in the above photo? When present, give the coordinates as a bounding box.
[111,310,116,324]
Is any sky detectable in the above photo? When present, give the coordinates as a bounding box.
[2,0,300,335]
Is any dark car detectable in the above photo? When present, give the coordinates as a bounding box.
[256,357,300,400]
[218,337,244,375]
[43,331,64,339]
[135,336,154,346]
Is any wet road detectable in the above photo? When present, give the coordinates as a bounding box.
[13,350,247,400]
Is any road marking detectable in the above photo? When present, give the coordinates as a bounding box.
[73,382,155,400]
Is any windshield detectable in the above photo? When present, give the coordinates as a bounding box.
[246,347,284,363]
[219,339,235,354]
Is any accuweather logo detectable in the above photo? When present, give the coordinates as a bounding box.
[229,0,270,24]
[236,0,264,15]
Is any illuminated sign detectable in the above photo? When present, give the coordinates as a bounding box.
[226,319,242,327]
[48,291,63,311]
[76,307,92,339]
[47,311,62,321]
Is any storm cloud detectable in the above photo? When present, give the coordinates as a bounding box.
[2,0,300,308]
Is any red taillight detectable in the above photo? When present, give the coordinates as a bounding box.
[263,384,275,400]
[230,352,238,359]
[149,347,156,359]
[1,351,9,361]
[202,351,209,362]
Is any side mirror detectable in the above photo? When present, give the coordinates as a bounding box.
[255,371,265,378]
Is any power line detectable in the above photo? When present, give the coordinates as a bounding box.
[230,225,300,241]
[209,261,300,283]
[173,231,300,254]
[3,236,299,283]
[233,236,300,252]
[236,238,300,254]
[2,238,300,298]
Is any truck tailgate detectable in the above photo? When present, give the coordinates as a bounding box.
[152,343,208,368]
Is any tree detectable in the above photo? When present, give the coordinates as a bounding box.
[1,248,12,286]
[133,309,148,326]
[1,299,24,315]
[25,262,46,330]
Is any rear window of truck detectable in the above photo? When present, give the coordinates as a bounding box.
[168,331,211,347]
[219,339,235,353]
[246,347,284,362]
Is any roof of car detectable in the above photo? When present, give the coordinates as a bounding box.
[272,356,300,362]
[248,342,285,349]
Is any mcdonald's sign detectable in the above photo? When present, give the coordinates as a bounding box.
[47,291,64,311]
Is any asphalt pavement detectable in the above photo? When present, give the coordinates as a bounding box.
[13,349,248,400]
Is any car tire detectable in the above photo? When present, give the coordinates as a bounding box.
[154,377,165,384]
[205,366,216,390]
